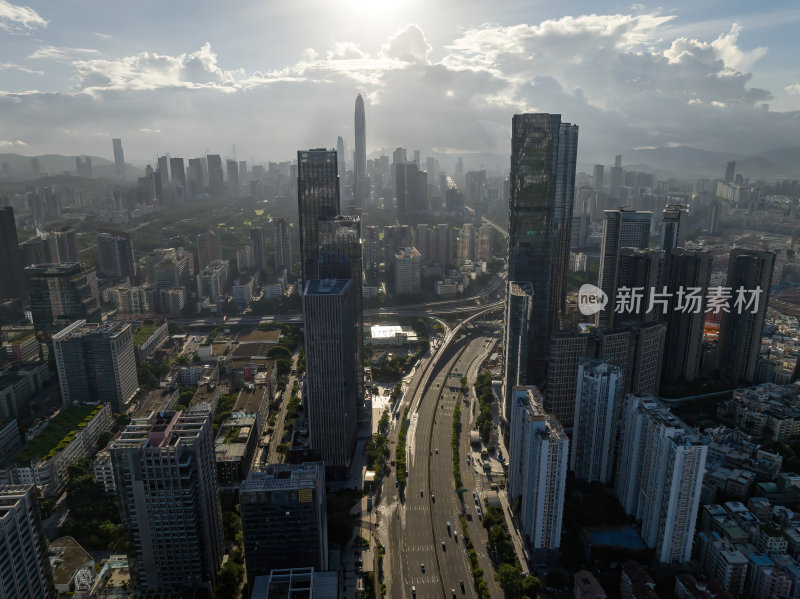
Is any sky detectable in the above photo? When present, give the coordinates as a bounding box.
[1,0,799,168]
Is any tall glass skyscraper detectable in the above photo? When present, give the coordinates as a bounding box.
[353,94,367,207]
[297,149,340,286]
[507,113,578,388]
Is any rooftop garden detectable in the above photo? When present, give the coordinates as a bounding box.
[17,404,104,463]
[133,321,163,345]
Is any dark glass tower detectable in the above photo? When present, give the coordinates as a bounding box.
[0,206,25,300]
[507,113,578,387]
[354,94,367,207]
[297,149,340,286]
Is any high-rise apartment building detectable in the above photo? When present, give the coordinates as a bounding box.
[571,359,623,484]
[110,411,224,593]
[393,247,421,295]
[663,248,713,384]
[96,231,136,282]
[336,136,346,178]
[274,218,292,274]
[459,223,474,263]
[434,224,452,271]
[52,320,139,411]
[0,206,25,300]
[724,161,736,183]
[169,157,186,200]
[545,331,591,428]
[354,94,368,207]
[597,209,651,327]
[395,161,427,219]
[157,155,170,185]
[718,249,775,386]
[112,138,125,178]
[240,463,328,584]
[297,149,340,286]
[610,154,623,199]
[25,263,100,329]
[507,113,579,387]
[0,485,56,599]
[226,159,239,192]
[616,395,706,563]
[196,229,222,270]
[303,279,357,478]
[20,235,58,267]
[508,387,569,557]
[502,282,534,428]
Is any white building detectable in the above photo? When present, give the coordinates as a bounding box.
[508,386,569,556]
[196,259,229,302]
[232,276,254,308]
[571,359,623,484]
[393,247,421,295]
[615,395,707,563]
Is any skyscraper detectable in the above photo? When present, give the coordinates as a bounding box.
[724,161,736,183]
[240,463,328,584]
[112,138,125,178]
[508,386,569,558]
[661,204,686,273]
[354,94,367,207]
[393,247,421,295]
[303,279,357,478]
[571,359,623,484]
[615,395,706,563]
[52,320,139,411]
[596,209,651,327]
[226,159,239,192]
[157,155,170,185]
[502,282,533,428]
[250,227,267,274]
[0,206,25,300]
[170,157,187,201]
[663,248,712,384]
[25,263,100,329]
[593,164,605,192]
[274,218,292,274]
[507,113,579,387]
[364,226,380,281]
[297,149,340,286]
[207,154,224,197]
[53,226,79,263]
[196,229,223,270]
[336,136,346,178]
[0,485,56,599]
[613,248,665,326]
[718,249,775,386]
[96,230,136,282]
[610,154,623,198]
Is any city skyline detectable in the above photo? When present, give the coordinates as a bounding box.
[1,3,800,165]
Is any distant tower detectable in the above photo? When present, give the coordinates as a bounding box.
[274,218,292,274]
[297,149,340,286]
[112,138,125,179]
[661,204,686,272]
[0,206,25,300]
[354,94,367,207]
[593,164,605,193]
[196,229,222,270]
[724,161,736,183]
[336,136,346,178]
[610,154,623,198]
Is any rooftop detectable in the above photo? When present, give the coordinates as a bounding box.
[238,329,282,345]
[16,404,104,463]
[132,321,164,345]
[49,536,93,587]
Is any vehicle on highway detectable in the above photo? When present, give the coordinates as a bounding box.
[472,491,477,499]
[446,520,451,534]
[412,586,416,597]
[395,480,399,488]
[441,541,446,551]
[454,532,458,543]
[420,564,425,573]
[431,494,435,503]
[477,507,483,520]
[452,589,457,597]
[435,448,439,454]
[420,489,423,497]
[460,581,465,593]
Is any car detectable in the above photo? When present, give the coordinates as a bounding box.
[454,532,458,543]
[412,586,416,597]
[475,497,479,505]
[472,491,477,499]
[446,520,451,534]
[460,580,466,593]
[395,480,399,488]
[435,448,439,454]
[441,541,446,551]
[452,590,457,598]
[431,494,435,503]
[420,489,424,497]
[421,564,425,573]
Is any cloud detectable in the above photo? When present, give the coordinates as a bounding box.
[28,46,99,60]
[0,0,46,32]
[94,32,111,40]
[0,138,26,147]
[0,62,43,74]
[380,24,431,64]
[0,13,798,164]
[74,42,245,92]
[786,84,800,96]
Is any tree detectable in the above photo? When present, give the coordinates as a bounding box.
[495,563,523,598]
[214,559,243,599]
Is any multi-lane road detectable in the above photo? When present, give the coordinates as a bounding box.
[374,302,503,599]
